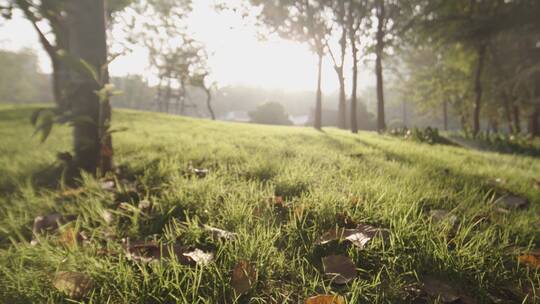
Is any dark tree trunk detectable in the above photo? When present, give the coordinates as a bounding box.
[513,104,521,133]
[501,92,515,133]
[529,104,540,137]
[350,32,359,134]
[375,0,386,132]
[314,52,323,130]
[68,0,112,174]
[443,100,448,131]
[402,100,408,127]
[472,44,487,137]
[205,89,216,120]
[165,79,171,113]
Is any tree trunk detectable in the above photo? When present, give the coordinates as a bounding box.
[513,104,521,133]
[501,92,515,133]
[205,89,216,120]
[68,0,112,174]
[314,52,323,130]
[375,0,386,132]
[337,26,347,129]
[472,44,487,137]
[443,100,448,131]
[529,104,540,137]
[350,34,359,134]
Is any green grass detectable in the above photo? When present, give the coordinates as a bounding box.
[0,104,539,303]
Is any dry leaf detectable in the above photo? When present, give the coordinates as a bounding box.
[59,187,85,198]
[231,260,257,296]
[183,249,214,266]
[496,194,529,210]
[429,210,459,227]
[518,254,540,269]
[317,224,389,249]
[192,168,209,178]
[125,241,190,264]
[59,227,87,248]
[100,180,115,191]
[101,209,114,224]
[305,294,346,304]
[33,213,76,235]
[533,178,540,189]
[422,276,461,303]
[137,200,152,212]
[322,254,357,285]
[52,271,94,299]
[204,225,237,241]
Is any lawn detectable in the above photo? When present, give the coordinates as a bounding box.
[0,104,539,303]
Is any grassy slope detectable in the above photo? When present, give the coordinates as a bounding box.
[0,105,539,303]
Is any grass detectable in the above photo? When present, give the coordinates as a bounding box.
[0,104,539,303]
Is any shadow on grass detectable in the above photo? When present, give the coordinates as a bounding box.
[446,135,540,158]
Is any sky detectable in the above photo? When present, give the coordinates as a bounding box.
[0,0,372,93]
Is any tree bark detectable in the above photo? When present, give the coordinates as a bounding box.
[68,0,112,174]
[501,92,515,133]
[350,32,359,134]
[513,104,521,133]
[337,26,347,129]
[443,100,448,131]
[204,88,216,120]
[472,44,487,137]
[375,0,386,132]
[314,51,323,130]
[529,104,540,137]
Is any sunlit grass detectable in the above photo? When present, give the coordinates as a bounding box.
[0,106,538,303]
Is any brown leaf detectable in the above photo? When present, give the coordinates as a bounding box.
[533,178,540,189]
[125,241,191,264]
[317,224,389,249]
[231,260,257,296]
[518,254,540,269]
[496,194,529,210]
[305,294,346,304]
[32,213,75,235]
[52,271,94,299]
[58,227,87,248]
[421,276,461,303]
[322,254,357,285]
[204,225,237,241]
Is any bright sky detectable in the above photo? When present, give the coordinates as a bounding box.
[0,0,372,93]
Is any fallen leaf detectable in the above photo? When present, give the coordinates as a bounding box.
[322,254,357,285]
[125,241,191,264]
[305,294,346,304]
[137,200,152,212]
[204,225,237,241]
[33,213,74,234]
[422,276,461,303]
[58,227,87,248]
[183,249,214,266]
[193,168,209,178]
[101,209,114,224]
[533,178,540,189]
[429,210,459,227]
[52,271,94,299]
[231,260,257,296]
[496,194,529,210]
[100,180,115,191]
[317,224,389,249]
[518,254,540,269]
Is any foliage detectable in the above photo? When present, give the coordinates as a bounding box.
[249,102,293,126]
[389,126,444,144]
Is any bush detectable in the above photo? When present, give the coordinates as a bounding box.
[249,102,293,126]
[389,126,443,144]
